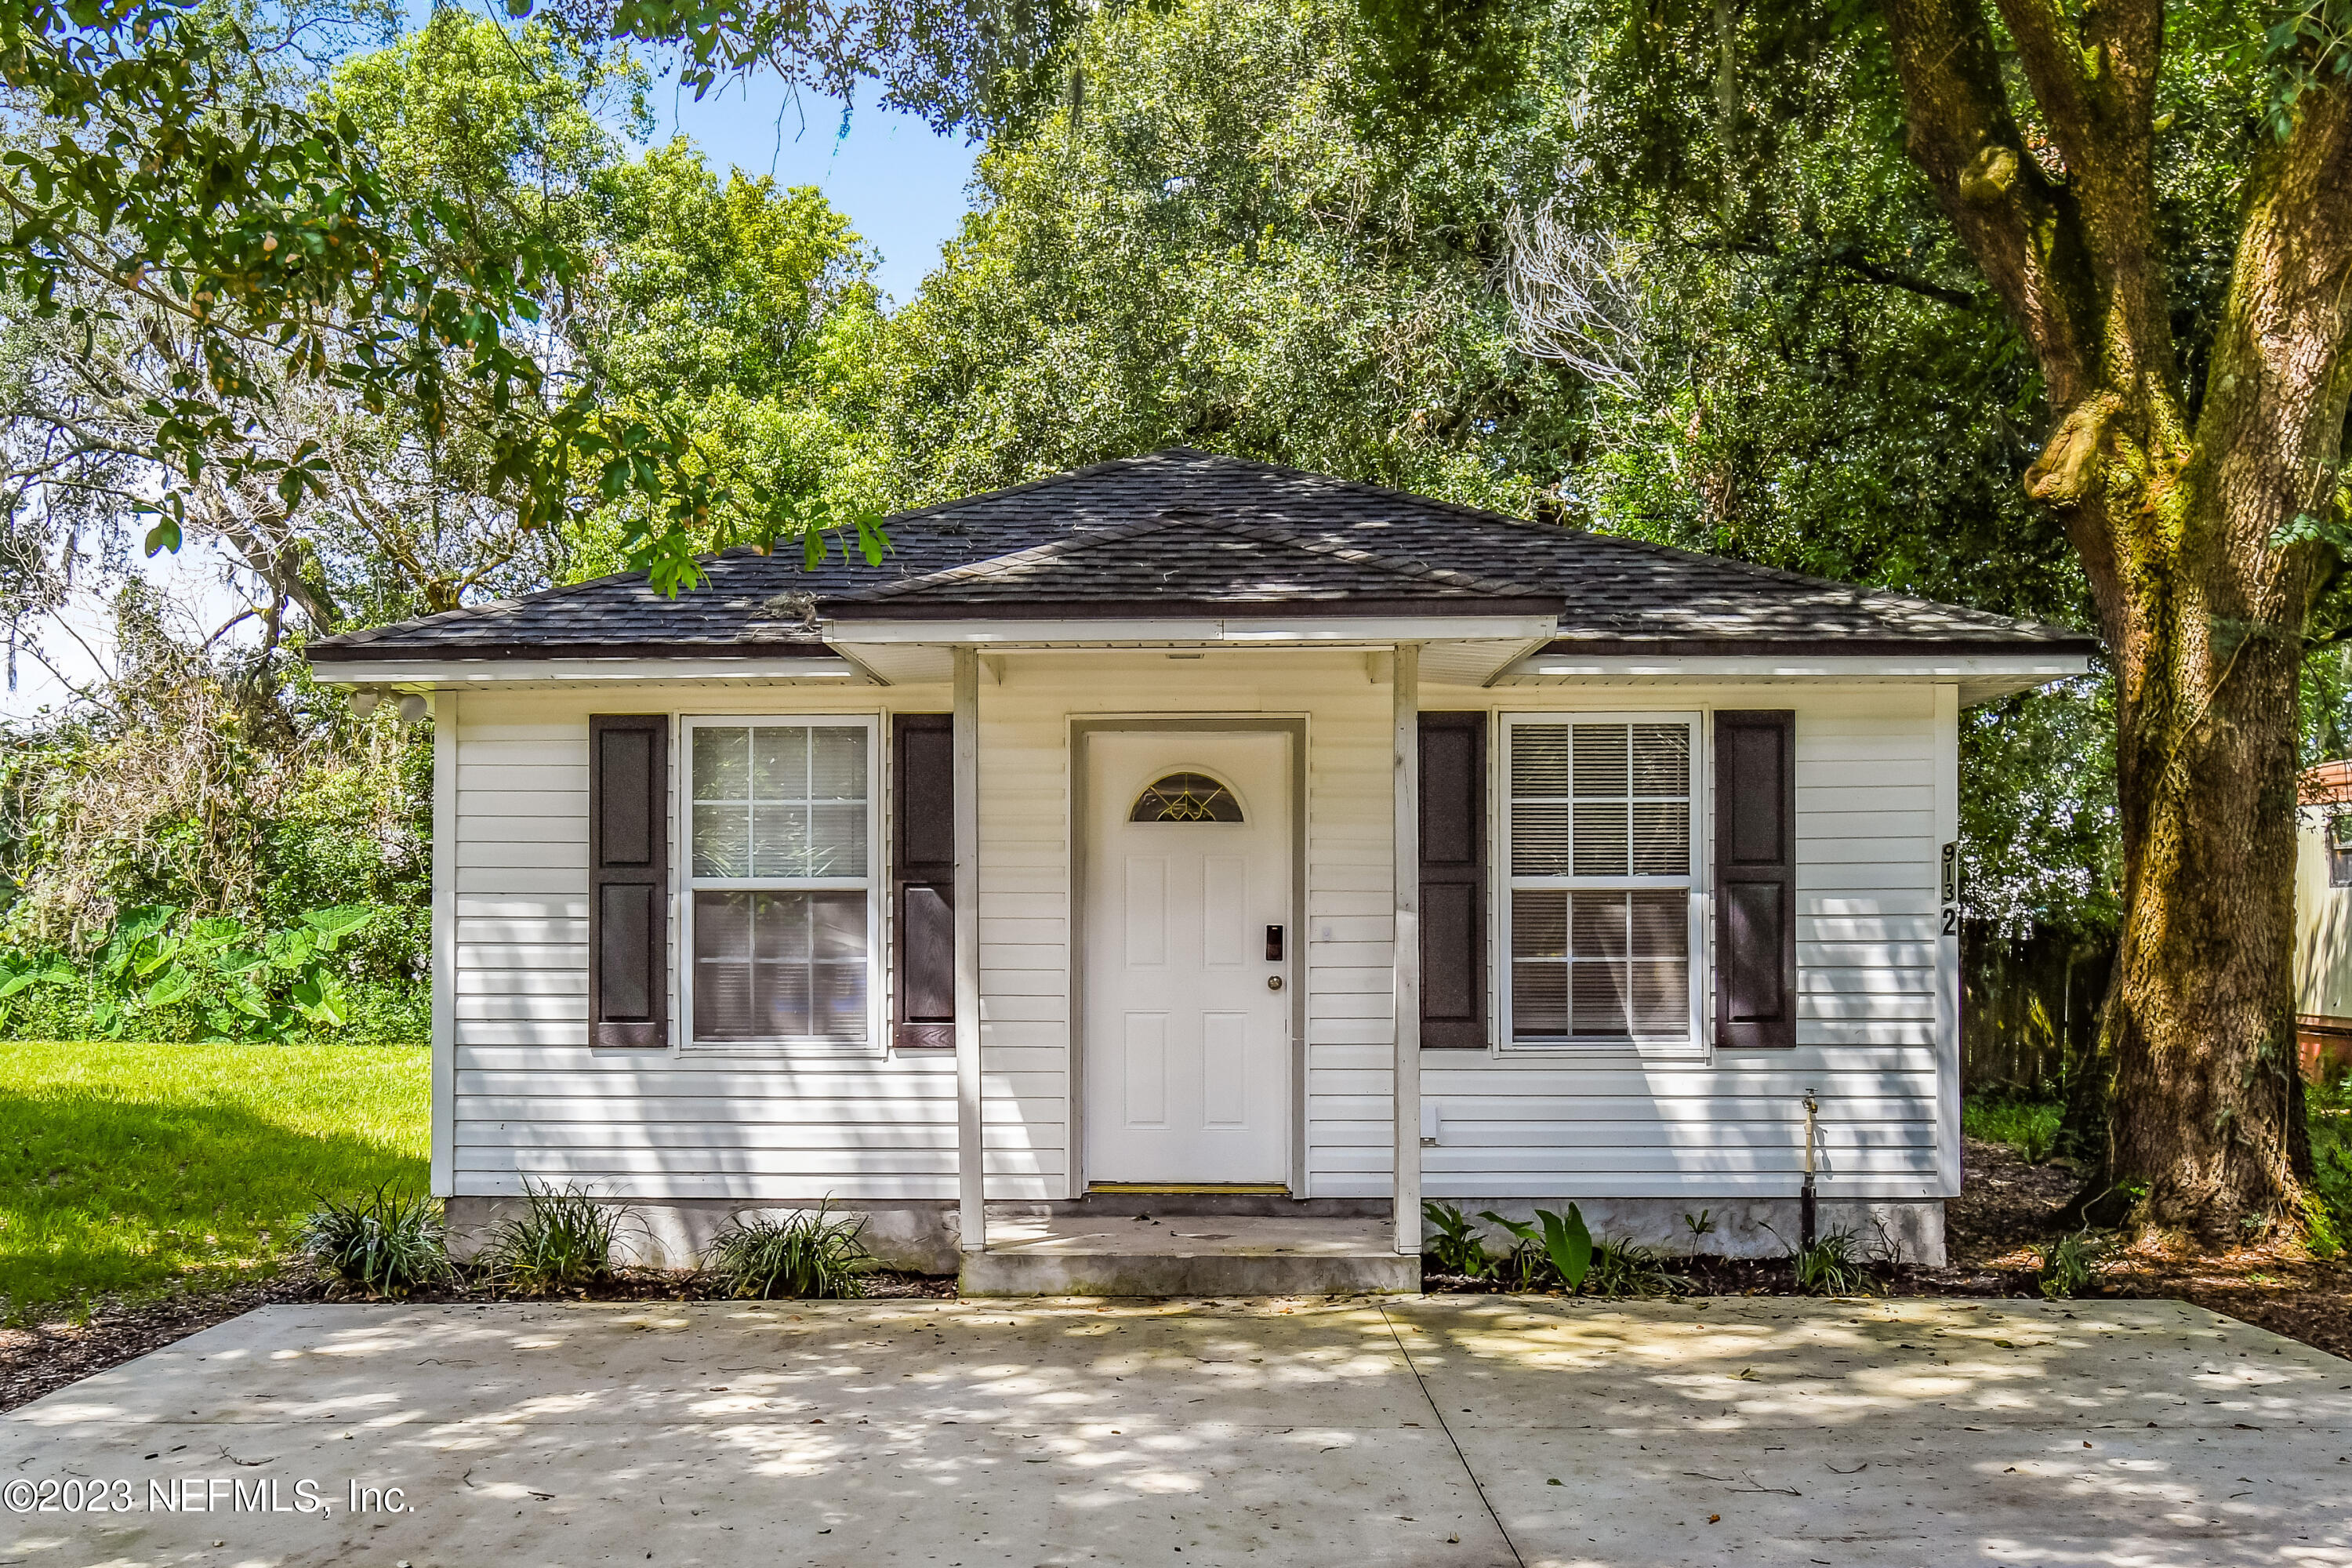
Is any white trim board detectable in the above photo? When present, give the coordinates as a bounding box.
[1501,652,2090,708]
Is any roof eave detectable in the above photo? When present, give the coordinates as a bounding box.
[1537,634,2103,658]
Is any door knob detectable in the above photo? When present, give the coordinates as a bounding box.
[1267,975,1283,991]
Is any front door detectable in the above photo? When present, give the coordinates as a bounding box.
[1083,731,1293,1185]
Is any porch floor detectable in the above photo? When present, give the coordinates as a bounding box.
[961,1214,1417,1297]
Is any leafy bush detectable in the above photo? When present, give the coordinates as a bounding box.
[1586,1236,1689,1298]
[2038,1231,2103,1299]
[1962,1095,2065,1163]
[1780,1227,1880,1296]
[480,1181,631,1295]
[297,1185,451,1298]
[1465,1205,1686,1297]
[0,904,423,1044]
[2305,1072,2350,1253]
[1421,1202,1494,1278]
[1477,1210,1558,1290]
[706,1203,875,1298]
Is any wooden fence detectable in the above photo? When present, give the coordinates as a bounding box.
[1961,925,2113,1096]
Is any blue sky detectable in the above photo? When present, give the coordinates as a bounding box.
[648,78,981,305]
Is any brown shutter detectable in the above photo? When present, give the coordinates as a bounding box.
[1715,710,1797,1050]
[1419,712,1488,1048]
[894,713,956,1049]
[589,714,669,1049]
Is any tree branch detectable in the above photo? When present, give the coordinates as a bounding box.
[1987,0,2177,405]
[1878,0,2100,407]
[1714,237,1977,308]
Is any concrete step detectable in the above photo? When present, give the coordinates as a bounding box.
[958,1215,1420,1297]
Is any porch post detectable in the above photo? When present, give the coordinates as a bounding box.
[1391,644,1422,1258]
[954,646,985,1253]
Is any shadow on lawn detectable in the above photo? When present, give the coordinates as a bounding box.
[0,1087,426,1312]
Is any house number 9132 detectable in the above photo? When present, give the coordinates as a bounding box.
[1940,841,1959,937]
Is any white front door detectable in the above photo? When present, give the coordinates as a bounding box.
[1083,731,1293,1186]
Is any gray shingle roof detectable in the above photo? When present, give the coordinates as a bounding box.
[833,514,1559,615]
[307,448,2099,661]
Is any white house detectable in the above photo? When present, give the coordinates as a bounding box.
[308,450,2094,1287]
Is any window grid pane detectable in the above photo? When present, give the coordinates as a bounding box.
[693,891,869,1044]
[692,724,870,880]
[690,722,872,1046]
[1508,720,1696,1046]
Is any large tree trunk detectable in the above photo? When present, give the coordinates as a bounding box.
[2098,475,2313,1230]
[1878,0,2352,1237]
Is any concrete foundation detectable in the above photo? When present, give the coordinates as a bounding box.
[960,1214,1417,1296]
[443,1194,1946,1279]
[1438,1196,1948,1267]
[442,1196,961,1274]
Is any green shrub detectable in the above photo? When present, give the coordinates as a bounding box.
[1779,1226,1879,1296]
[1421,1201,1493,1278]
[1586,1236,1689,1298]
[0,905,425,1045]
[2307,1072,2351,1253]
[481,1181,631,1295]
[1477,1210,1558,1290]
[1962,1095,2064,1163]
[1466,1206,1686,1296]
[297,1185,451,1298]
[706,1203,875,1298]
[2038,1231,2103,1299]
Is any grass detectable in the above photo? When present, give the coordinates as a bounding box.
[0,1039,427,1317]
[2310,1073,2352,1245]
[1962,1094,2063,1162]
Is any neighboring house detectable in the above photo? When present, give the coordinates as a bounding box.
[2296,760,2352,1083]
[307,449,2094,1279]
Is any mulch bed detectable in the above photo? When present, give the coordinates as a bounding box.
[8,1142,2346,1415]
[1939,1135,2352,1361]
[2,1275,327,1414]
[1426,1137,2352,1362]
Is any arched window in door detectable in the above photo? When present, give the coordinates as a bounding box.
[1130,772,1244,822]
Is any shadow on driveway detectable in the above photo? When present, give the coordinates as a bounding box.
[5,1296,2348,1566]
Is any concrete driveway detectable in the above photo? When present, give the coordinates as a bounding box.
[5,1296,2347,1567]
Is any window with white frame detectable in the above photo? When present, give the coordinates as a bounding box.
[684,717,877,1050]
[1501,714,1703,1052]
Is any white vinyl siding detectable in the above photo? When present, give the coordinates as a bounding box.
[437,666,1955,1207]
[1396,684,1950,1204]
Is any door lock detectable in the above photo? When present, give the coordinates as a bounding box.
[1265,925,1285,961]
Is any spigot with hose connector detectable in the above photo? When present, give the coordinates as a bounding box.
[1799,1091,1819,1250]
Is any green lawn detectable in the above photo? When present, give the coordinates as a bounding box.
[1961,1095,2063,1161]
[0,1040,428,1317]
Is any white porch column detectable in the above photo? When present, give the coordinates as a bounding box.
[954,646,985,1252]
[1391,644,1422,1257]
